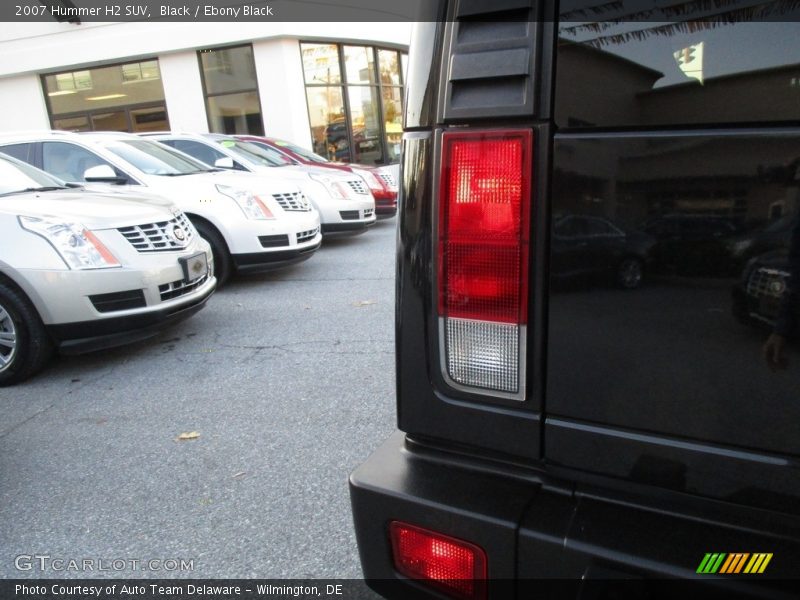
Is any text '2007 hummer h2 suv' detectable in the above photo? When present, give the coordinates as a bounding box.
[350,2,800,598]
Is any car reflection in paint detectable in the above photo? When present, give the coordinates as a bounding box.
[551,214,655,290]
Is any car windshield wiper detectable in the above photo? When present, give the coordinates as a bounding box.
[0,186,68,197]
[157,172,201,177]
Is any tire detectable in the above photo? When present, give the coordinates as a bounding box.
[0,282,53,386]
[191,220,232,287]
[616,257,644,290]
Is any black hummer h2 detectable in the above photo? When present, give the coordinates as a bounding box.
[350,1,800,598]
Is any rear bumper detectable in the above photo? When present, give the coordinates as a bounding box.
[350,432,800,599]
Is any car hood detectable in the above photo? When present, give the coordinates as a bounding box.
[146,170,306,198]
[0,187,181,229]
[249,164,359,183]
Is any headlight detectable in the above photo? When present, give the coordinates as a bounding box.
[308,173,350,200]
[216,185,274,220]
[351,168,383,192]
[19,216,120,270]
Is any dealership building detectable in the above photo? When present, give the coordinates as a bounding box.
[0,19,411,165]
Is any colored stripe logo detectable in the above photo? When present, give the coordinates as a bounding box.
[697,553,773,574]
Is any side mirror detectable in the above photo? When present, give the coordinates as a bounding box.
[214,157,235,169]
[84,164,126,184]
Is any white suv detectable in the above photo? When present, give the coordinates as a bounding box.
[0,153,216,385]
[143,133,377,236]
[0,132,322,285]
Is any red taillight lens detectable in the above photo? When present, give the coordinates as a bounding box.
[389,521,487,600]
[437,130,532,398]
[439,130,531,325]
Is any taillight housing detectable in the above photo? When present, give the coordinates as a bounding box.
[389,521,487,600]
[438,129,532,400]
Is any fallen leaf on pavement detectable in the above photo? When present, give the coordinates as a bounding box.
[177,431,201,441]
[353,300,376,307]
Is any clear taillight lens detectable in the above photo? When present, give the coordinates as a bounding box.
[438,130,532,399]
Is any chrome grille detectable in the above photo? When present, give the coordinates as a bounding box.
[347,179,369,195]
[159,274,209,302]
[297,227,319,244]
[378,171,397,189]
[272,192,311,212]
[747,267,789,299]
[118,212,195,253]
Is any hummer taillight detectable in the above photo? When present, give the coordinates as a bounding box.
[438,129,532,399]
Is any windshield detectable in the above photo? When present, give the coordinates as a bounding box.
[105,140,210,176]
[271,139,330,164]
[0,154,67,195]
[215,138,291,167]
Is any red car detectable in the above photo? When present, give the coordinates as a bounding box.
[235,135,397,219]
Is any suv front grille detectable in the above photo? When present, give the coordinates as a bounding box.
[747,267,789,299]
[159,274,210,302]
[297,227,319,244]
[347,179,369,195]
[118,212,195,252]
[90,289,146,313]
[272,192,311,212]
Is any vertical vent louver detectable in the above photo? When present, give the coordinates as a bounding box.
[441,0,539,120]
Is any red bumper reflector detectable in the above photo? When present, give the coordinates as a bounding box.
[389,521,487,600]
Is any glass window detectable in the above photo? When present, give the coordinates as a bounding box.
[130,107,168,132]
[230,141,294,166]
[0,143,34,163]
[218,139,288,167]
[42,142,115,183]
[270,139,329,164]
[348,86,383,164]
[121,60,160,83]
[105,140,207,175]
[200,46,258,95]
[343,46,376,85]
[52,115,90,132]
[90,110,128,132]
[161,139,226,166]
[301,43,341,85]
[382,86,403,163]
[556,10,800,128]
[199,45,263,135]
[305,86,348,161]
[378,50,401,85]
[301,43,408,165]
[0,155,64,195]
[44,61,165,116]
[206,91,263,135]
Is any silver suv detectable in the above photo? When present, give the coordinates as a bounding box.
[0,154,216,385]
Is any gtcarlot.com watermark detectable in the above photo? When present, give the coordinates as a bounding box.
[14,554,194,573]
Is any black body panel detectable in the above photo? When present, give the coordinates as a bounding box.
[547,131,800,513]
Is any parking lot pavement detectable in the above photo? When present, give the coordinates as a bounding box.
[0,220,398,579]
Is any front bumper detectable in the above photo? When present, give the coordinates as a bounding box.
[232,238,321,273]
[351,432,800,599]
[48,279,214,354]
